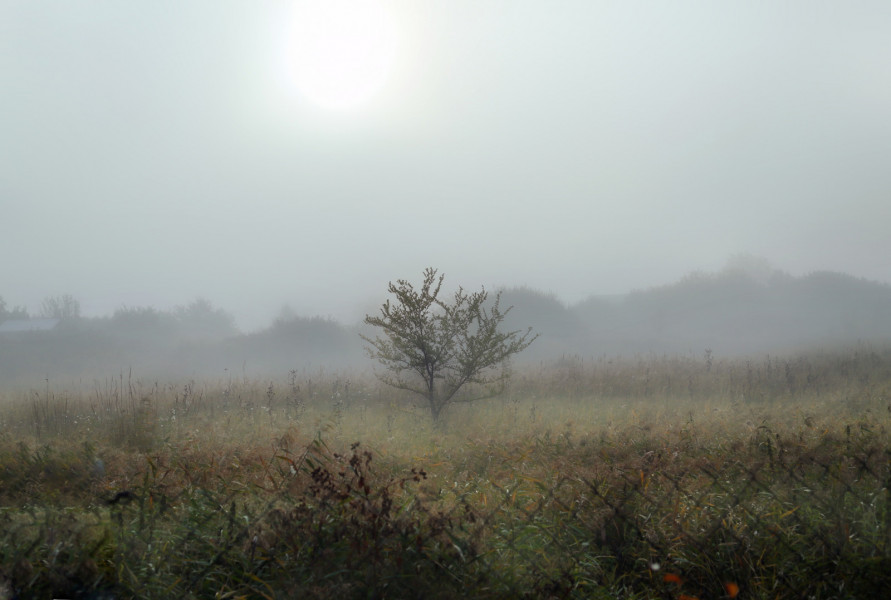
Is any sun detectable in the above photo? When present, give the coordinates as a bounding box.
[286,0,399,112]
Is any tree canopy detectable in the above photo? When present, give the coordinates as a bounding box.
[362,268,537,422]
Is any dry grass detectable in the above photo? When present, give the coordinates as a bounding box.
[1,346,890,598]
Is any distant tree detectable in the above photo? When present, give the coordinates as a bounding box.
[110,305,178,337]
[497,286,592,360]
[174,298,237,340]
[0,296,28,321]
[362,268,537,422]
[263,315,355,359]
[723,254,782,285]
[40,294,81,320]
[273,304,299,325]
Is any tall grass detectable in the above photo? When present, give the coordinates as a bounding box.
[0,345,890,598]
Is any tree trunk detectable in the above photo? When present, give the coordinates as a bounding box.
[429,393,441,423]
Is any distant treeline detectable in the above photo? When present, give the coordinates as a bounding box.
[0,299,361,387]
[501,265,891,360]
[2,263,890,386]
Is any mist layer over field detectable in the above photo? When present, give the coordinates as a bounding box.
[2,259,890,387]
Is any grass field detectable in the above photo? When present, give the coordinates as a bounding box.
[2,346,890,599]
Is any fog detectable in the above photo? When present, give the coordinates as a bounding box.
[2,1,890,333]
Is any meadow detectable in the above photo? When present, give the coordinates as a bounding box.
[1,346,890,599]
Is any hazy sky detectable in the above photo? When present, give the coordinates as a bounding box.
[2,1,890,330]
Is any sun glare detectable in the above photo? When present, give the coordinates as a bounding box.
[286,0,398,112]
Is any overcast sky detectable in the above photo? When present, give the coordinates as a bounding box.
[2,1,890,330]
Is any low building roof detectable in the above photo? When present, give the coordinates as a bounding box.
[0,318,61,333]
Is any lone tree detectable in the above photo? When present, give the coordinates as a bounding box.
[362,268,537,422]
